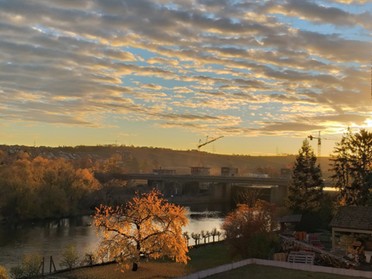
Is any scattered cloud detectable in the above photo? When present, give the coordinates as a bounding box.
[0,0,371,143]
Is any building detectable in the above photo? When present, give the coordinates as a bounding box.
[153,168,176,175]
[330,206,372,262]
[190,166,210,176]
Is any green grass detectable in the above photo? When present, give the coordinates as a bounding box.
[205,264,365,279]
[186,242,235,272]
[55,242,369,279]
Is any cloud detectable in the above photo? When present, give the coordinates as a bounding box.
[0,0,370,139]
[267,0,372,29]
[261,122,323,132]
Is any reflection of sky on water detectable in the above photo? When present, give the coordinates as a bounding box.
[0,211,224,269]
[0,216,101,269]
[184,216,223,235]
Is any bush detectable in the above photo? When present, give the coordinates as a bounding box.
[10,253,42,279]
[223,201,278,259]
[245,233,278,259]
[0,265,9,279]
[60,245,80,270]
[81,252,96,266]
[9,266,23,279]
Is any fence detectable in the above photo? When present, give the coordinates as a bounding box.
[38,256,57,276]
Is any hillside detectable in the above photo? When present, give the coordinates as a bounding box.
[0,144,332,178]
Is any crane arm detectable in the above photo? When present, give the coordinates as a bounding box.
[197,136,224,149]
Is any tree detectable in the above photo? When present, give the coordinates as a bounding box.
[222,200,277,259]
[0,156,100,220]
[93,189,189,271]
[288,139,324,214]
[330,128,372,206]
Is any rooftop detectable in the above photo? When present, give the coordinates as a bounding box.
[330,206,372,231]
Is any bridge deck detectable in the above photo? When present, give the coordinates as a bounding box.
[95,173,290,185]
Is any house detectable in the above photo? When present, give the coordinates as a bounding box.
[278,214,302,233]
[330,206,372,262]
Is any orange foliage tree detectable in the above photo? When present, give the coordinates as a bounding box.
[222,200,278,259]
[93,189,189,271]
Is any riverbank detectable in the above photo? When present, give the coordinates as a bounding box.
[47,242,232,279]
[0,206,225,270]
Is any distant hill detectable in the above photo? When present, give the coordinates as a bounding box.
[0,144,332,178]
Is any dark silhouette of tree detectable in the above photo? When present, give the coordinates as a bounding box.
[330,128,372,206]
[288,139,324,214]
[191,232,201,246]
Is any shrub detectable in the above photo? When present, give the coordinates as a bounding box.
[9,266,23,279]
[81,252,95,266]
[10,253,42,279]
[0,265,9,279]
[60,245,80,270]
[245,232,278,259]
[223,200,278,259]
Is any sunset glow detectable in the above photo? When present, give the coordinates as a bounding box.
[0,0,371,155]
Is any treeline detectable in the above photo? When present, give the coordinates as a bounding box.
[0,151,100,221]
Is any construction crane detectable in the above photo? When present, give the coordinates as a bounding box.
[197,136,224,150]
[308,131,333,158]
[307,131,322,158]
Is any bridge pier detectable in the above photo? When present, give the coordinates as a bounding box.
[96,172,290,206]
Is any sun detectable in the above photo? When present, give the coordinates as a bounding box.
[365,118,372,128]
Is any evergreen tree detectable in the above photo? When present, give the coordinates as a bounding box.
[288,139,324,214]
[330,128,372,206]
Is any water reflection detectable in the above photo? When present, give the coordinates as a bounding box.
[0,204,228,270]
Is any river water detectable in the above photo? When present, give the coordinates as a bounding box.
[0,203,228,270]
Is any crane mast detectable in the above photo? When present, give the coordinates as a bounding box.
[308,131,322,158]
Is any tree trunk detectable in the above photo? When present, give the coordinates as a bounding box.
[132,262,138,271]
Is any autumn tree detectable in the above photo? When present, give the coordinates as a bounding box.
[0,156,100,220]
[94,189,189,271]
[330,128,372,206]
[288,139,324,214]
[222,200,277,259]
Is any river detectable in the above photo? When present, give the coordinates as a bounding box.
[0,203,229,270]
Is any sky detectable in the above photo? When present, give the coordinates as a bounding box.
[0,0,371,156]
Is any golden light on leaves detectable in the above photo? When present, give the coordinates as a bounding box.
[94,189,189,271]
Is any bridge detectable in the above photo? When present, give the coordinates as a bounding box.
[96,172,290,185]
[95,173,291,205]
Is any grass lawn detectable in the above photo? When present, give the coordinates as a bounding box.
[56,243,367,279]
[205,264,366,279]
[61,242,233,279]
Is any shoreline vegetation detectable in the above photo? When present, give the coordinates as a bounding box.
[0,143,300,223]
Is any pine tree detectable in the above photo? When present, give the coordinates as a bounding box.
[330,128,372,206]
[288,139,324,214]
